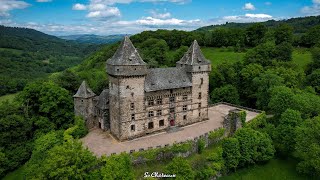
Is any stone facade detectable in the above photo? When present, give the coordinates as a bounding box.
[74,36,212,141]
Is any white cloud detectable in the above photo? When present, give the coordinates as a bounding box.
[222,13,272,23]
[150,9,171,19]
[72,4,87,10]
[243,3,255,10]
[86,6,121,19]
[36,0,52,2]
[0,0,30,17]
[301,0,320,15]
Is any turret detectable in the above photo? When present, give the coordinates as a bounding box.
[176,40,211,73]
[73,81,96,127]
[106,36,147,77]
[177,40,211,123]
[106,37,148,140]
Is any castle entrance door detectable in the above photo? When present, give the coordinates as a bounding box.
[170,119,175,126]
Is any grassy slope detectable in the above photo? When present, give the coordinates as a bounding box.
[220,159,308,180]
[201,47,312,70]
[2,165,25,180]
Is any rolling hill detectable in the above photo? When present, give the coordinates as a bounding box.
[59,34,127,44]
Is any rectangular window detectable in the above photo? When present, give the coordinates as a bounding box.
[130,103,134,110]
[198,103,201,108]
[157,110,162,116]
[148,100,154,106]
[200,78,203,85]
[131,125,135,131]
[148,111,154,117]
[198,92,202,99]
[159,120,164,127]
[183,115,187,120]
[183,95,188,100]
[157,98,162,105]
[131,114,135,120]
[199,112,201,117]
[170,108,175,113]
[170,96,175,103]
[148,122,154,129]
[183,105,187,111]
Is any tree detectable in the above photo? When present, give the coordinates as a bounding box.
[253,70,284,110]
[55,70,81,93]
[268,86,295,117]
[20,82,74,130]
[165,157,195,180]
[99,154,135,180]
[245,23,267,47]
[234,128,275,167]
[295,116,320,177]
[274,109,302,156]
[307,69,320,94]
[274,23,294,45]
[222,138,240,171]
[244,42,276,66]
[275,42,293,61]
[210,85,240,104]
[25,139,98,179]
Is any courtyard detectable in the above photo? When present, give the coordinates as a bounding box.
[81,103,260,156]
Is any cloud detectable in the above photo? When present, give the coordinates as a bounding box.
[222,13,272,23]
[243,3,255,10]
[36,0,52,2]
[301,0,320,15]
[0,0,30,17]
[86,6,121,18]
[72,4,87,11]
[149,9,171,19]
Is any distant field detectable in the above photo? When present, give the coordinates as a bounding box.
[219,159,308,180]
[202,47,245,66]
[0,93,18,104]
[201,47,312,69]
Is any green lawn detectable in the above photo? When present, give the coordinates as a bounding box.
[202,47,245,66]
[3,165,25,180]
[0,93,18,104]
[201,47,312,70]
[220,159,308,180]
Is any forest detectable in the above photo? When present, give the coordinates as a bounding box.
[0,25,100,96]
[1,15,320,179]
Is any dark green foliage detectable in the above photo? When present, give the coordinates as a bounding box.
[253,70,284,110]
[301,25,320,47]
[209,128,226,140]
[275,42,293,61]
[0,25,99,96]
[210,85,240,104]
[19,82,74,130]
[71,116,89,139]
[222,138,241,171]
[245,23,267,47]
[165,157,195,180]
[234,128,275,167]
[198,138,206,154]
[98,154,135,180]
[274,109,302,156]
[244,42,276,66]
[295,116,320,177]
[268,86,296,117]
[54,70,81,94]
[307,69,320,94]
[274,24,294,45]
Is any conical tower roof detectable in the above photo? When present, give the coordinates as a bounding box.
[107,36,146,66]
[177,40,210,65]
[73,81,96,98]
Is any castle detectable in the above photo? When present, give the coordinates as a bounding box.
[74,37,211,141]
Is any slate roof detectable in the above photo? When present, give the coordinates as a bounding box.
[107,36,146,66]
[176,40,210,65]
[96,89,109,110]
[73,81,96,98]
[145,67,192,92]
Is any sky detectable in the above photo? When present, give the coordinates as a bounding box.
[0,0,319,36]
